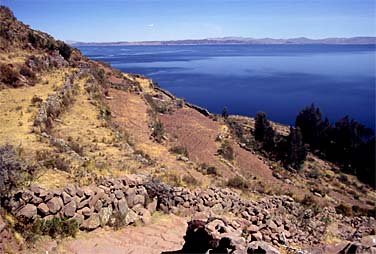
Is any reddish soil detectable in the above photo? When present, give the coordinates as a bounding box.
[160,107,274,181]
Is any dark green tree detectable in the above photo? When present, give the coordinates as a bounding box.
[222,106,229,119]
[254,112,269,142]
[286,127,307,170]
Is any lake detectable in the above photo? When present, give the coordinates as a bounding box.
[78,44,376,129]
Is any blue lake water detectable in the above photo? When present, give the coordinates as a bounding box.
[78,45,376,129]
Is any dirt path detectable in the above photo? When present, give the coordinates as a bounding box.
[30,214,187,254]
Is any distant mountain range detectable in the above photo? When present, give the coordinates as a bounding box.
[69,36,376,46]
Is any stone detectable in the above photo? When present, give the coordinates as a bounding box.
[251,231,263,241]
[89,192,104,208]
[62,192,72,204]
[118,198,129,217]
[126,188,136,207]
[114,190,124,199]
[64,185,76,196]
[31,195,43,205]
[21,191,33,202]
[99,206,113,226]
[73,213,84,225]
[247,241,281,254]
[47,197,63,214]
[212,203,224,215]
[94,200,103,212]
[79,207,92,217]
[133,194,145,206]
[146,197,158,214]
[62,201,77,217]
[248,225,259,233]
[18,204,37,219]
[37,203,49,215]
[361,235,376,248]
[76,187,84,197]
[125,209,138,225]
[80,213,101,230]
[78,198,89,209]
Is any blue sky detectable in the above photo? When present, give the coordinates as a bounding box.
[1,0,375,42]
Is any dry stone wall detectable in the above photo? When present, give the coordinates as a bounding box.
[7,175,376,248]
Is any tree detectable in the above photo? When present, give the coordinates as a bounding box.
[254,112,269,142]
[295,104,325,150]
[222,106,229,119]
[286,127,307,170]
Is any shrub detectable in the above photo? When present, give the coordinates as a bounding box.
[57,43,72,61]
[68,141,84,156]
[335,204,353,217]
[0,64,19,86]
[227,176,249,190]
[20,65,36,80]
[169,146,189,157]
[0,145,36,203]
[200,163,218,175]
[182,175,199,186]
[152,121,165,143]
[17,217,78,242]
[218,140,234,161]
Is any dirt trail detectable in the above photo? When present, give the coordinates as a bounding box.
[30,214,187,254]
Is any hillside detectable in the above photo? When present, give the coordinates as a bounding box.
[0,6,375,254]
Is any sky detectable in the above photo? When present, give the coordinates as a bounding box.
[1,0,375,42]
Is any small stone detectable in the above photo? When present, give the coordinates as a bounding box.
[114,190,124,199]
[37,203,49,215]
[62,201,77,217]
[62,192,72,204]
[80,213,101,230]
[147,197,158,214]
[252,231,263,241]
[47,197,63,214]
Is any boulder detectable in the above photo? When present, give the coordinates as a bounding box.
[80,213,101,230]
[114,190,124,199]
[62,201,77,217]
[362,235,376,248]
[99,206,113,226]
[125,209,138,225]
[118,198,129,217]
[62,191,72,204]
[147,197,158,214]
[47,197,64,214]
[37,203,49,215]
[18,204,37,219]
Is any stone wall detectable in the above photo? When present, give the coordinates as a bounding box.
[7,175,376,247]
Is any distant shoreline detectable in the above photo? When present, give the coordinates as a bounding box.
[69,36,376,46]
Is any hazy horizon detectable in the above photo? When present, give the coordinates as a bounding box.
[1,0,375,42]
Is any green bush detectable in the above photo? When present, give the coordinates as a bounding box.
[0,64,19,86]
[227,176,249,190]
[218,140,234,161]
[200,163,218,175]
[152,121,165,143]
[335,204,353,217]
[169,146,189,157]
[18,217,78,242]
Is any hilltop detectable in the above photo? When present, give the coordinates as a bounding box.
[0,6,375,254]
[70,36,376,46]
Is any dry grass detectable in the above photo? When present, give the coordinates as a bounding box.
[0,68,73,158]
